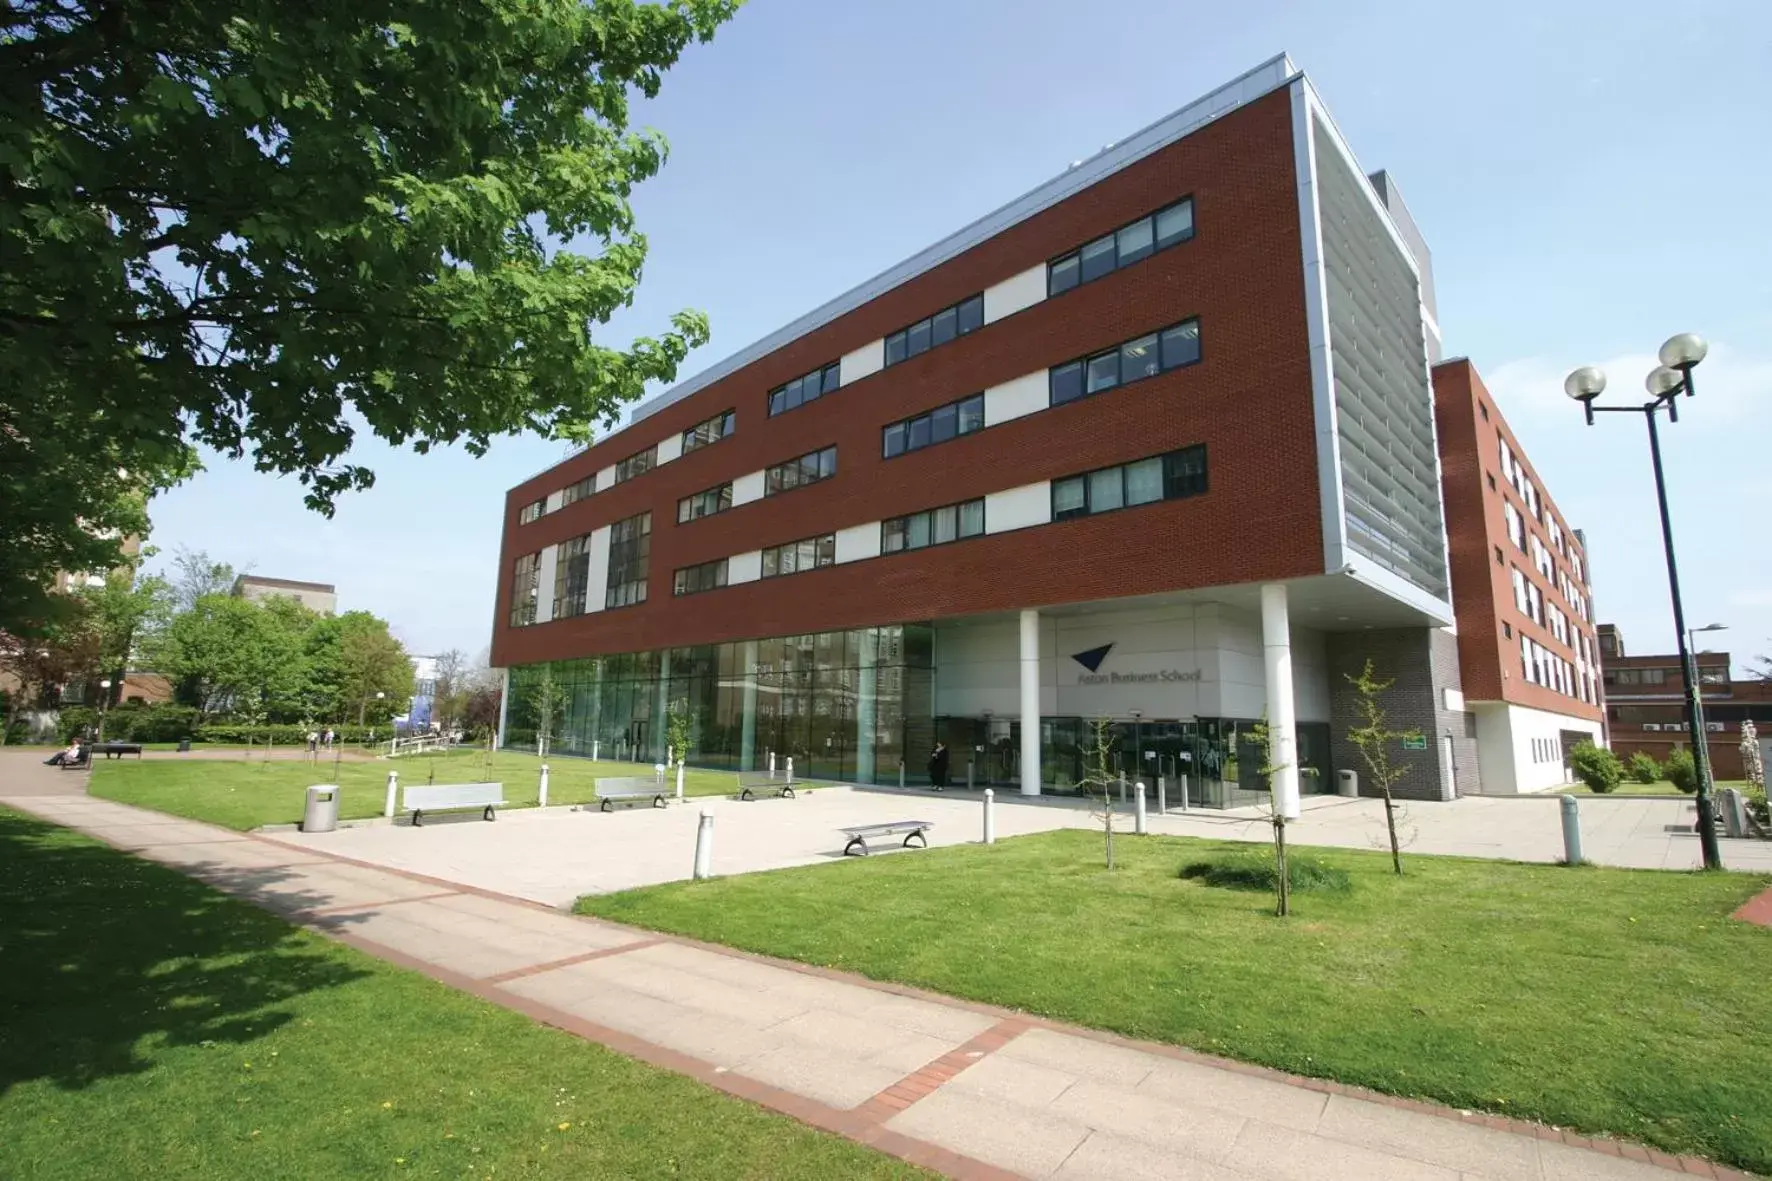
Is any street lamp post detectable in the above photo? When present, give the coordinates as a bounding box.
[1687,622,1727,788]
[1565,333,1721,869]
[97,678,113,741]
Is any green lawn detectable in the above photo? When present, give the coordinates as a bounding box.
[580,829,1772,1174]
[89,750,756,830]
[0,806,926,1180]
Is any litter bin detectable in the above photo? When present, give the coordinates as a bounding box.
[176,739,191,753]
[1337,769,1359,798]
[303,784,341,833]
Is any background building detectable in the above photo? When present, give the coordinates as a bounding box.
[488,55,1598,801]
[232,575,337,615]
[1598,631,1772,780]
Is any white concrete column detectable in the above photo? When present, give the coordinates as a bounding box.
[1260,583,1301,820]
[856,631,877,784]
[1019,608,1041,796]
[740,640,759,772]
[495,667,510,749]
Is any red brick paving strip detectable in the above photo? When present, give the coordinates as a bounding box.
[1730,884,1772,928]
[852,1017,1034,1125]
[480,939,666,984]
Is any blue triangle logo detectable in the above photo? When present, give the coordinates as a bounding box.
[1071,643,1114,673]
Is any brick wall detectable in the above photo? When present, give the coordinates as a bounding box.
[491,88,1323,667]
[1327,628,1471,802]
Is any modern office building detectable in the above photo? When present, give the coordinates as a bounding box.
[233,575,338,615]
[489,54,1598,803]
[1598,630,1771,780]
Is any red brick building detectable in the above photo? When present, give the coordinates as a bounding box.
[486,55,1597,802]
[1598,629,1772,780]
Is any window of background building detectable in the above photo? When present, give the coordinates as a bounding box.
[884,294,984,367]
[553,535,592,620]
[518,499,544,524]
[613,446,655,485]
[1051,446,1206,521]
[1050,320,1200,406]
[605,512,651,608]
[761,534,836,577]
[883,394,985,457]
[682,410,737,452]
[1503,501,1524,548]
[766,445,837,495]
[882,499,985,554]
[768,363,841,416]
[673,558,728,597]
[678,482,734,524]
[1047,198,1194,296]
[509,552,539,627]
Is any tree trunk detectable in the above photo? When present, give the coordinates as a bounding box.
[1382,788,1403,874]
[1273,815,1291,916]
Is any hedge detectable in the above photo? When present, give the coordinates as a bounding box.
[193,723,377,745]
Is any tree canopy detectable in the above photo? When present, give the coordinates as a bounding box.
[1,0,738,632]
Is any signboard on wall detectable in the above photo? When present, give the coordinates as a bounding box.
[1402,735,1428,750]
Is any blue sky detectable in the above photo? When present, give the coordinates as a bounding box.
[143,0,1772,671]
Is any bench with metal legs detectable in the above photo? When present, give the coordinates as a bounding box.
[839,820,934,857]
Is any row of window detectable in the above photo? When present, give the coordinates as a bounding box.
[883,498,985,554]
[763,533,836,578]
[678,482,733,524]
[673,558,728,597]
[885,293,985,368]
[1053,446,1207,521]
[1050,320,1200,407]
[1048,198,1194,297]
[766,445,838,496]
[683,409,736,452]
[1529,737,1561,765]
[606,512,651,608]
[509,552,540,627]
[614,446,655,486]
[767,362,841,417]
[554,535,592,620]
[883,394,984,458]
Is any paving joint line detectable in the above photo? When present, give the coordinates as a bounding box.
[481,939,666,984]
[296,889,462,918]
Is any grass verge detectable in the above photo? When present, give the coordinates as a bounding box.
[579,828,1772,1173]
[89,750,747,830]
[0,805,926,1180]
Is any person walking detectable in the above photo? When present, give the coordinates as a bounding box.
[927,741,950,791]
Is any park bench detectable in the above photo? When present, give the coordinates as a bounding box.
[57,747,92,771]
[737,770,796,801]
[91,742,143,760]
[595,776,670,812]
[403,782,504,826]
[839,820,934,857]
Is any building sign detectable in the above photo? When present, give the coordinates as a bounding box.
[1069,642,1201,687]
[1402,735,1428,750]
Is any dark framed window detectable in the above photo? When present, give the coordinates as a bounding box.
[881,498,985,554]
[677,482,734,524]
[1049,318,1200,407]
[767,362,841,417]
[517,499,544,524]
[605,512,651,608]
[560,475,594,507]
[765,445,837,495]
[884,294,985,367]
[1047,197,1195,297]
[613,447,655,485]
[509,552,539,627]
[673,558,728,597]
[1494,545,1504,566]
[553,534,592,619]
[760,534,836,578]
[682,410,737,452]
[883,393,985,458]
[1050,446,1207,521]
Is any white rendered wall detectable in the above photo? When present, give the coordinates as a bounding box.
[731,469,766,507]
[594,464,616,493]
[545,489,564,513]
[582,525,612,614]
[1471,701,1603,795]
[727,549,762,585]
[839,339,884,385]
[984,481,1050,534]
[534,545,560,624]
[983,371,1048,427]
[655,432,684,464]
[835,522,882,564]
[983,264,1046,324]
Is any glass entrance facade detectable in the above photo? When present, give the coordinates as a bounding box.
[503,625,935,783]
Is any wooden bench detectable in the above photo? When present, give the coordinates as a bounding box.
[91,742,144,760]
[839,820,934,857]
[57,748,91,772]
[403,782,505,826]
[595,776,670,812]
[737,770,796,801]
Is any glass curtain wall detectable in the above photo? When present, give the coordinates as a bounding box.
[504,625,934,783]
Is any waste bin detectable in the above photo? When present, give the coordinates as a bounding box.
[1337,769,1359,798]
[176,739,191,753]
[302,784,340,833]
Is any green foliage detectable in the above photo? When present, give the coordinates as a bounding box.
[1568,742,1624,794]
[666,700,693,762]
[1627,751,1663,785]
[191,723,373,746]
[1179,850,1352,894]
[1,1,739,636]
[55,707,98,742]
[150,594,306,717]
[1664,748,1698,794]
[1343,659,1419,874]
[98,704,202,744]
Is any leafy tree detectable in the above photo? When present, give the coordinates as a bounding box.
[152,593,304,716]
[1345,659,1421,876]
[1569,742,1624,794]
[0,564,171,726]
[666,699,692,765]
[1664,748,1698,794]
[431,648,467,730]
[1627,751,1662,786]
[527,665,566,760]
[1245,715,1297,916]
[2,0,737,615]
[1076,718,1122,869]
[168,547,241,615]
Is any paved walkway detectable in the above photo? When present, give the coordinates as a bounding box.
[266,783,1772,907]
[2,758,1754,1180]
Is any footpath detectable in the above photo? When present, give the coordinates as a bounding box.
[0,753,1751,1181]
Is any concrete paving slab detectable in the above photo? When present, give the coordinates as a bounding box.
[1055,1130,1262,1180]
[887,1086,1094,1177]
[311,892,636,978]
[1536,1139,1687,1180]
[574,955,813,1028]
[1000,1027,1160,1089]
[205,859,456,915]
[133,839,331,871]
[945,1050,1081,1108]
[1050,1077,1248,1162]
[735,1042,903,1109]
[502,968,696,1038]
[1314,1093,1545,1177]
[1224,1120,1462,1181]
[1137,1057,1329,1133]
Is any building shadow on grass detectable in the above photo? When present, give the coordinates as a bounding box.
[0,809,371,1097]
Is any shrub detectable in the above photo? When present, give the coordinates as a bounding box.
[1180,850,1352,895]
[1568,741,1623,794]
[193,722,375,746]
[1627,752,1662,785]
[56,706,98,741]
[100,703,202,743]
[1664,748,1698,794]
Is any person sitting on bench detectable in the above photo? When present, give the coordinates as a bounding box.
[44,737,84,766]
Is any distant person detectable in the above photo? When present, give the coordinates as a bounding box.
[44,736,83,766]
[307,730,319,754]
[927,741,950,791]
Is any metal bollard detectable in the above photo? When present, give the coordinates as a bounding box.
[538,763,550,808]
[1560,794,1583,865]
[693,809,714,880]
[785,756,794,783]
[1135,782,1148,834]
[768,751,776,779]
[1157,774,1167,815]
[1119,772,1127,804]
[384,770,398,818]
[898,759,906,788]
[1179,773,1191,813]
[967,761,975,790]
[983,788,995,845]
[592,739,599,761]
[676,760,685,802]
[654,762,666,785]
